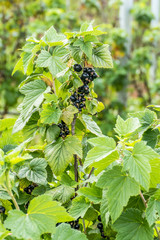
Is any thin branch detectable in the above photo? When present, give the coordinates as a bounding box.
[85,167,94,187]
[71,114,79,189]
[82,219,86,234]
[140,191,160,240]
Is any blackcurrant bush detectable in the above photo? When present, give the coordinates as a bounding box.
[0,206,5,213]
[81,72,90,80]
[74,64,82,72]
[98,215,101,222]
[97,223,103,229]
[74,224,80,229]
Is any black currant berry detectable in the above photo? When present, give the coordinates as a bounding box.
[79,93,85,97]
[87,68,93,74]
[97,223,103,229]
[65,130,70,135]
[81,98,86,101]
[59,132,63,137]
[58,123,63,128]
[79,103,85,108]
[70,96,76,102]
[0,206,5,213]
[92,72,98,79]
[78,86,84,93]
[75,99,80,103]
[84,85,89,91]
[83,67,88,72]
[78,108,82,112]
[74,224,80,229]
[74,64,82,72]
[101,232,106,238]
[81,72,90,80]
[84,89,89,94]
[98,215,101,222]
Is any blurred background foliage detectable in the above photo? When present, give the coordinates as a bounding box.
[0,0,160,136]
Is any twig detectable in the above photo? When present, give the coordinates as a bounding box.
[140,191,160,240]
[82,219,86,234]
[71,114,79,189]
[85,167,94,187]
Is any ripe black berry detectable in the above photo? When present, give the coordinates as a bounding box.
[74,64,82,72]
[79,103,85,108]
[70,96,76,102]
[74,224,80,229]
[83,67,88,72]
[84,84,89,91]
[82,98,86,101]
[97,223,103,230]
[98,215,101,222]
[84,89,89,94]
[58,123,63,128]
[0,206,5,213]
[101,232,106,238]
[78,108,82,112]
[92,72,98,79]
[81,72,90,80]
[65,130,70,135]
[87,68,93,74]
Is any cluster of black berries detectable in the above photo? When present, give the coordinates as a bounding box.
[97,216,106,238]
[24,185,35,195]
[0,206,5,214]
[73,64,98,84]
[70,91,86,112]
[58,121,70,138]
[71,64,98,112]
[56,218,80,230]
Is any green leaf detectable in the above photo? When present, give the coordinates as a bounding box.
[23,111,39,139]
[97,166,140,222]
[129,109,157,134]
[22,52,34,74]
[4,195,73,240]
[69,45,83,63]
[114,116,141,137]
[142,128,159,148]
[18,158,47,184]
[61,105,78,125]
[52,223,88,240]
[150,158,160,188]
[36,50,67,77]
[46,125,61,143]
[146,192,160,226]
[40,103,62,125]
[47,185,74,204]
[77,186,102,203]
[44,93,58,103]
[82,114,103,136]
[100,190,110,228]
[91,44,113,68]
[113,209,154,240]
[42,26,66,46]
[84,206,99,221]
[12,58,24,75]
[84,136,119,171]
[13,80,50,133]
[74,38,92,59]
[123,141,159,191]
[69,196,90,219]
[45,136,82,175]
